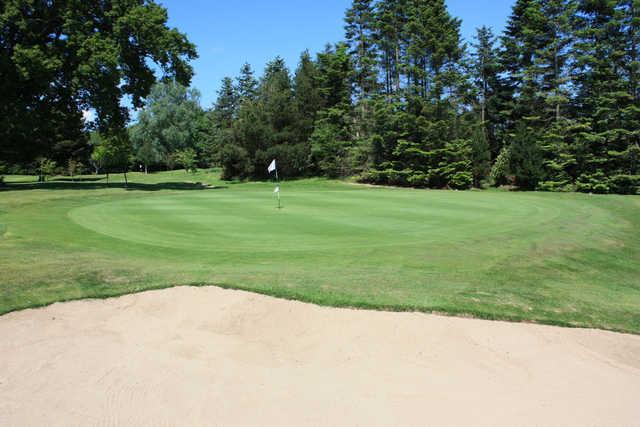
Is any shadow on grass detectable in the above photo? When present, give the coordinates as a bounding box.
[1,180,228,192]
[54,177,108,183]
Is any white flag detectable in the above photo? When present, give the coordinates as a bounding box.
[274,186,280,193]
[268,159,277,173]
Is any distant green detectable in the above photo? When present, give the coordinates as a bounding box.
[1,171,639,333]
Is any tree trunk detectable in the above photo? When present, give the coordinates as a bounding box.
[145,164,148,174]
[123,170,128,188]
[395,45,401,93]
[555,48,561,121]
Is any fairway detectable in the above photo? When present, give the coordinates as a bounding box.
[1,171,639,333]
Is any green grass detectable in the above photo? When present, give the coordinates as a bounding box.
[1,170,639,333]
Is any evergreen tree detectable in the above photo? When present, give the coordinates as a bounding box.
[366,0,473,189]
[231,57,308,178]
[472,26,504,156]
[294,51,322,143]
[374,0,408,95]
[537,118,590,191]
[508,123,545,190]
[198,77,237,168]
[311,43,354,176]
[535,0,575,123]
[345,0,378,100]
[471,123,492,187]
[213,77,238,128]
[498,0,542,129]
[573,0,640,193]
[259,57,298,147]
[236,62,258,103]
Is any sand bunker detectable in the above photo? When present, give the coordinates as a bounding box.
[1,286,639,426]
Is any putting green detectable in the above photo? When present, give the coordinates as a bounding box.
[1,171,639,333]
[69,189,592,255]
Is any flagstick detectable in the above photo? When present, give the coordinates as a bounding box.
[275,168,281,209]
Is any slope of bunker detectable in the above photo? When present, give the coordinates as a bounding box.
[1,286,639,426]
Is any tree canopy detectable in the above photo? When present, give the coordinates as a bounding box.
[0,0,197,166]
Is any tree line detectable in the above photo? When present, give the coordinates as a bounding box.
[1,0,639,194]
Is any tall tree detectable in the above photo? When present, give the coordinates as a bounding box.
[361,0,475,189]
[572,0,640,193]
[130,123,161,174]
[310,43,354,176]
[134,81,203,165]
[536,0,576,122]
[508,123,545,190]
[236,62,258,103]
[294,51,322,143]
[374,0,408,95]
[0,0,197,165]
[498,0,541,129]
[345,0,378,101]
[472,26,504,156]
[213,77,238,128]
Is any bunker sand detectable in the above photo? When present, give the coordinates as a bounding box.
[1,286,639,426]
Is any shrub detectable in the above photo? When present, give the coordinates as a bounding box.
[407,172,428,187]
[255,143,310,178]
[576,172,610,194]
[490,147,511,186]
[608,174,640,195]
[37,158,58,181]
[508,123,544,190]
[537,180,574,192]
[67,159,85,178]
[220,144,252,180]
[174,148,198,173]
[448,171,473,190]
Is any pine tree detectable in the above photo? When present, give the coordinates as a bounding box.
[404,0,471,188]
[471,123,492,187]
[236,62,258,103]
[472,26,503,156]
[374,0,408,95]
[213,77,238,128]
[508,123,544,190]
[537,118,590,191]
[573,0,640,193]
[260,57,298,145]
[345,0,378,100]
[535,0,576,123]
[311,43,354,176]
[498,0,542,129]
[294,51,321,143]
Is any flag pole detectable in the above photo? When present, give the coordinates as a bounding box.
[275,168,281,209]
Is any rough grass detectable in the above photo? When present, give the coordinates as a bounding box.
[1,170,639,333]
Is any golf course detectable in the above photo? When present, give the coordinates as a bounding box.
[2,170,639,334]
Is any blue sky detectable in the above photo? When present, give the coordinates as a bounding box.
[159,0,515,107]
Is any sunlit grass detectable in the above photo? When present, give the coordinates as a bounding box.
[1,170,639,333]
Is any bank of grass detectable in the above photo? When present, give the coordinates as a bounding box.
[1,170,639,333]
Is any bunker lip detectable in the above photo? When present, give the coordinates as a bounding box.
[1,286,639,426]
[2,282,637,336]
